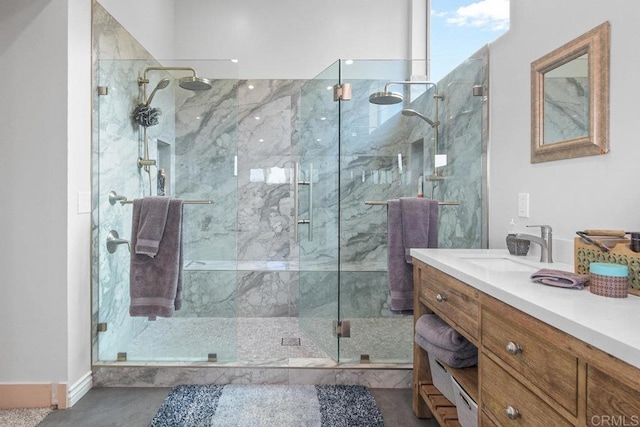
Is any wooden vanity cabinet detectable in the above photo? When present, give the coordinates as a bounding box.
[412,258,640,427]
[586,365,640,427]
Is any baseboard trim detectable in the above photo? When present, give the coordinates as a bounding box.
[67,371,92,408]
[0,383,67,409]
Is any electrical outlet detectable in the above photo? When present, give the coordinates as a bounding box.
[518,193,530,218]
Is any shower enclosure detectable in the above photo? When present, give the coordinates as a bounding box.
[92,3,487,370]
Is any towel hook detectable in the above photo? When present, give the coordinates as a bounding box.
[106,230,130,253]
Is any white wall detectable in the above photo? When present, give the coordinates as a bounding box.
[67,0,92,401]
[489,0,640,263]
[0,0,69,382]
[173,0,418,79]
[97,0,175,60]
[0,0,92,407]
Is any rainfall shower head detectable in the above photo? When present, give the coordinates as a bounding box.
[369,91,403,105]
[369,80,438,106]
[145,78,170,105]
[179,75,213,91]
[402,109,438,127]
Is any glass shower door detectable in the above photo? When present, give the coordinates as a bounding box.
[297,60,342,362]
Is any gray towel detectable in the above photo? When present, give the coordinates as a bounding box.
[415,314,472,352]
[387,198,439,312]
[530,269,590,290]
[130,198,184,319]
[400,197,439,263]
[135,196,171,257]
[414,333,478,369]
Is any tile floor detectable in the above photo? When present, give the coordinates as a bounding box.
[37,387,439,427]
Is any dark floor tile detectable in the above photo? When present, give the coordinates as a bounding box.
[372,388,439,427]
[39,388,171,427]
[38,387,439,427]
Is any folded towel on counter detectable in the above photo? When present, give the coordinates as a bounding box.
[530,269,590,290]
[414,333,478,369]
[135,196,171,257]
[130,198,184,319]
[415,314,473,352]
[400,198,439,264]
[386,198,439,313]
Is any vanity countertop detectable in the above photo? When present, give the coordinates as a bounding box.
[410,248,640,370]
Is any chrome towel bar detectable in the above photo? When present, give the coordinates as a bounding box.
[364,200,459,206]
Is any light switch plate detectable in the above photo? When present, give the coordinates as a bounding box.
[77,191,91,214]
[518,193,530,218]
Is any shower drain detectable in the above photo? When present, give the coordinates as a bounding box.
[281,337,301,346]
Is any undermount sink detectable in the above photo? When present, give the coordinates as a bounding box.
[462,257,539,272]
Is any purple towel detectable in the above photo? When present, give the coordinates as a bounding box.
[530,269,590,290]
[130,198,184,319]
[414,333,478,369]
[387,198,439,312]
[135,197,171,257]
[415,314,472,352]
[400,197,439,263]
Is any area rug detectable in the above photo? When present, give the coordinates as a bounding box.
[150,384,384,427]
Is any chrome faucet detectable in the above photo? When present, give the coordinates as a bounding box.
[515,225,553,263]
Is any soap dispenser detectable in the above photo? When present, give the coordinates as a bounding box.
[506,219,530,256]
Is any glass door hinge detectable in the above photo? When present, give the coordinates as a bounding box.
[333,83,352,101]
[333,320,351,337]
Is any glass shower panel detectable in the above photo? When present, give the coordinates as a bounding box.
[95,58,240,362]
[298,60,341,362]
[337,60,425,364]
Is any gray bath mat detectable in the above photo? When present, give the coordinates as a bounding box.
[149,384,384,426]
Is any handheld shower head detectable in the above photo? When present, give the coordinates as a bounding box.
[145,78,170,105]
[402,109,438,127]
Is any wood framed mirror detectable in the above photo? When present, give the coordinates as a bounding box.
[531,22,610,163]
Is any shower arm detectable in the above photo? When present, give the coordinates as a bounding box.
[382,80,437,93]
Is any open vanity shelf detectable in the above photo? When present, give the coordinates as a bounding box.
[417,364,478,427]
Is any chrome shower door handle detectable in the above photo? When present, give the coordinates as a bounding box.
[293,163,313,242]
[294,162,300,241]
[307,163,313,242]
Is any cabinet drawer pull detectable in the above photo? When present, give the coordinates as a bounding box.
[506,341,523,355]
[436,293,447,302]
[505,405,521,420]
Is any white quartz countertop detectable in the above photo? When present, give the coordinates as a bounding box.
[410,248,640,370]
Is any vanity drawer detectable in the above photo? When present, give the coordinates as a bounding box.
[481,355,572,426]
[481,306,578,415]
[586,365,640,426]
[419,264,480,342]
